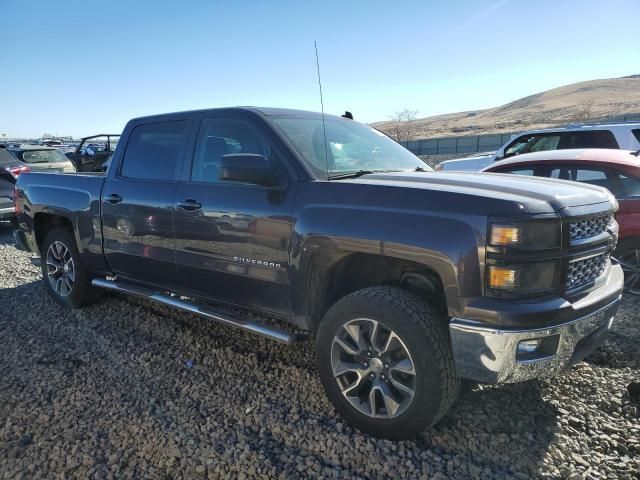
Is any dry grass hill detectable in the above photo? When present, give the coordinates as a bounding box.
[372,75,640,140]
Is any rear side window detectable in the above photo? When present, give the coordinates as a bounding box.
[557,130,619,149]
[549,166,612,190]
[121,121,187,180]
[632,129,640,143]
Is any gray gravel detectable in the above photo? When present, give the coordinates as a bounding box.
[0,222,638,479]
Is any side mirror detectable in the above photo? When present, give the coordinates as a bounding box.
[219,154,278,186]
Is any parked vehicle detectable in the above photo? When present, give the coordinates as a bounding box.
[7,145,76,173]
[0,146,30,224]
[436,123,640,172]
[483,148,640,294]
[66,134,120,172]
[14,107,624,440]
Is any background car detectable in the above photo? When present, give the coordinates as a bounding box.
[8,145,76,173]
[66,134,120,172]
[436,123,640,172]
[0,145,31,225]
[483,148,640,293]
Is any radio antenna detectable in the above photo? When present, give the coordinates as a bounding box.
[314,41,330,178]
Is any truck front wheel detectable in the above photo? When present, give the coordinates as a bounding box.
[41,227,103,309]
[316,286,459,440]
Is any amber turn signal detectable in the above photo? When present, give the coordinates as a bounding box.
[488,266,518,289]
[490,225,520,246]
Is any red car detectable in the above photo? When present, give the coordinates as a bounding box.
[482,148,640,294]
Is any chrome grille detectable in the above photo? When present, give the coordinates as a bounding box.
[569,215,612,242]
[566,253,609,290]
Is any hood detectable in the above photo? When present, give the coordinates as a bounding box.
[437,154,495,171]
[350,171,616,214]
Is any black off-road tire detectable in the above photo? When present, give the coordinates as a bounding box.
[40,227,103,309]
[316,286,459,440]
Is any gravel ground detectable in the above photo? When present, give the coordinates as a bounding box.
[0,222,638,480]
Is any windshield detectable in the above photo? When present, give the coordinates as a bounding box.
[14,149,69,164]
[272,116,431,178]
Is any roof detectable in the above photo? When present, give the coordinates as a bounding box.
[518,122,640,135]
[128,106,340,124]
[8,145,58,151]
[486,148,640,171]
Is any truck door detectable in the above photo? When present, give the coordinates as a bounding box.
[101,117,191,288]
[172,112,297,317]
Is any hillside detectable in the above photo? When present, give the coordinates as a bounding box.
[372,75,640,140]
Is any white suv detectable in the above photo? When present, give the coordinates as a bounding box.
[435,123,640,172]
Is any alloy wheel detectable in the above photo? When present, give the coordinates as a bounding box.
[618,248,640,295]
[46,241,75,296]
[331,318,416,419]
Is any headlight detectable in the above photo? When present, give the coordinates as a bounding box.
[489,221,560,250]
[487,261,557,293]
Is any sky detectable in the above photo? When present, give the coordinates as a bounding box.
[1,0,639,138]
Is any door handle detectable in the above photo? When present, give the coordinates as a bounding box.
[177,199,202,211]
[104,194,122,204]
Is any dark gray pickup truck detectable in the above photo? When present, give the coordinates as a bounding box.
[14,107,624,439]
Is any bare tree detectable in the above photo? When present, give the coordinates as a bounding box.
[572,101,594,123]
[389,109,419,143]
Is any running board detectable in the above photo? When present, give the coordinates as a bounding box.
[91,278,307,344]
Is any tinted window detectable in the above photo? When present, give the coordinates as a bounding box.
[617,173,640,198]
[121,121,187,180]
[504,130,618,158]
[191,118,271,183]
[556,130,618,149]
[633,129,640,143]
[549,166,611,189]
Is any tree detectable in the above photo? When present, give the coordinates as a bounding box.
[389,109,419,143]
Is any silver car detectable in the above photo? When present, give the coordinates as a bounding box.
[8,146,76,173]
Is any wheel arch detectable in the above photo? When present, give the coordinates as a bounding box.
[304,249,456,331]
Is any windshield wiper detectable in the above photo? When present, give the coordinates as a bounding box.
[328,169,396,180]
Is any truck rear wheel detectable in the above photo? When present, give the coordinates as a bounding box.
[41,227,103,309]
[316,286,459,440]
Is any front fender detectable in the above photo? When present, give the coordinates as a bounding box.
[290,201,485,319]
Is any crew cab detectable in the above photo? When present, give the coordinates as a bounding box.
[436,123,640,172]
[14,107,624,440]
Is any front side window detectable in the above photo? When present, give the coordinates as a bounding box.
[120,121,187,181]
[632,129,640,143]
[504,134,561,158]
[272,116,430,177]
[191,118,271,183]
[617,172,640,198]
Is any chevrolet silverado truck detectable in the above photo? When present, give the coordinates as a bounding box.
[14,107,624,440]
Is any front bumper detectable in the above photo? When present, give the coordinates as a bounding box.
[449,264,623,383]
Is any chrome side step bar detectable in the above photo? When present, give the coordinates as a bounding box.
[91,278,307,344]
